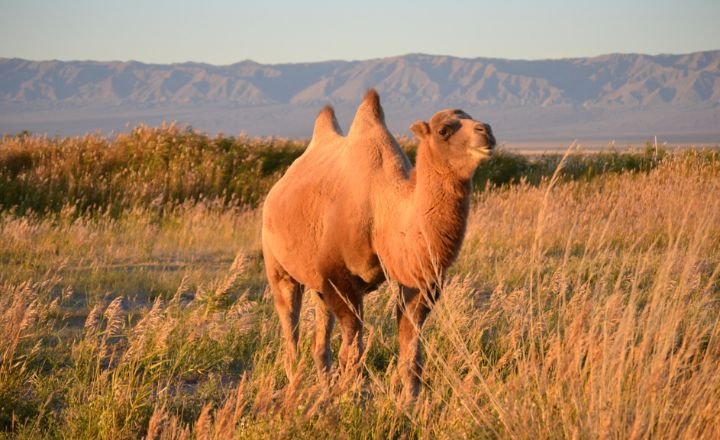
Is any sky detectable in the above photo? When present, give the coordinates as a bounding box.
[1,0,719,65]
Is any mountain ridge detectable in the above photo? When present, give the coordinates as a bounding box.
[1,51,719,141]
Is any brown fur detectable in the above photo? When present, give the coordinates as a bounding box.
[261,89,495,398]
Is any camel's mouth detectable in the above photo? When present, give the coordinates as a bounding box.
[469,133,495,159]
[468,145,493,160]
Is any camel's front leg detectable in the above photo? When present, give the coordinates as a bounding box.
[396,284,435,401]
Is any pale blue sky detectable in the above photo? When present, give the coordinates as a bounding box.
[1,0,718,64]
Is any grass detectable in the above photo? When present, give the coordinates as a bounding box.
[1,128,719,438]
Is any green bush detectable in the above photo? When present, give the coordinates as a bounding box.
[0,124,305,216]
[2,125,716,217]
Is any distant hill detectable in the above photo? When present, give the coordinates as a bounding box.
[1,51,719,144]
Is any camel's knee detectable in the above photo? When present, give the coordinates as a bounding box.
[338,324,364,374]
[283,341,299,377]
[313,344,332,377]
[313,329,334,375]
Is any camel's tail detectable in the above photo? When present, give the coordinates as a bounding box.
[348,88,387,137]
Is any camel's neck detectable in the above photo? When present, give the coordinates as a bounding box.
[415,142,472,261]
[386,142,472,287]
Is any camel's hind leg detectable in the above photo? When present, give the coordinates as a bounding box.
[325,287,364,375]
[311,290,335,378]
[322,276,364,372]
[264,251,303,380]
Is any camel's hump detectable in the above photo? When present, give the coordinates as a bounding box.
[359,88,384,122]
[348,88,387,137]
[311,105,343,142]
[305,105,343,152]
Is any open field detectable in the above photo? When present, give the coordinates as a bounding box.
[2,128,720,438]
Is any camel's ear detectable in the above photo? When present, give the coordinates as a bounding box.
[410,120,430,140]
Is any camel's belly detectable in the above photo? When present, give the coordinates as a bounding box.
[263,169,385,295]
[268,227,386,295]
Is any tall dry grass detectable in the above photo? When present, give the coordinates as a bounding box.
[1,150,719,439]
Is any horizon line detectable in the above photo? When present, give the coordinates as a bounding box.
[2,48,719,67]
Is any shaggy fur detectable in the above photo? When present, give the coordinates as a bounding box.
[262,89,495,398]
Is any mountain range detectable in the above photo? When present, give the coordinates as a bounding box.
[1,51,719,145]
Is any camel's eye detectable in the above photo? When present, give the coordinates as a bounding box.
[438,122,459,138]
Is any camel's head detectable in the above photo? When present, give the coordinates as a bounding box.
[410,109,495,177]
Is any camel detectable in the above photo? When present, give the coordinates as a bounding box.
[261,89,495,399]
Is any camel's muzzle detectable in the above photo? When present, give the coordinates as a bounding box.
[475,122,496,149]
